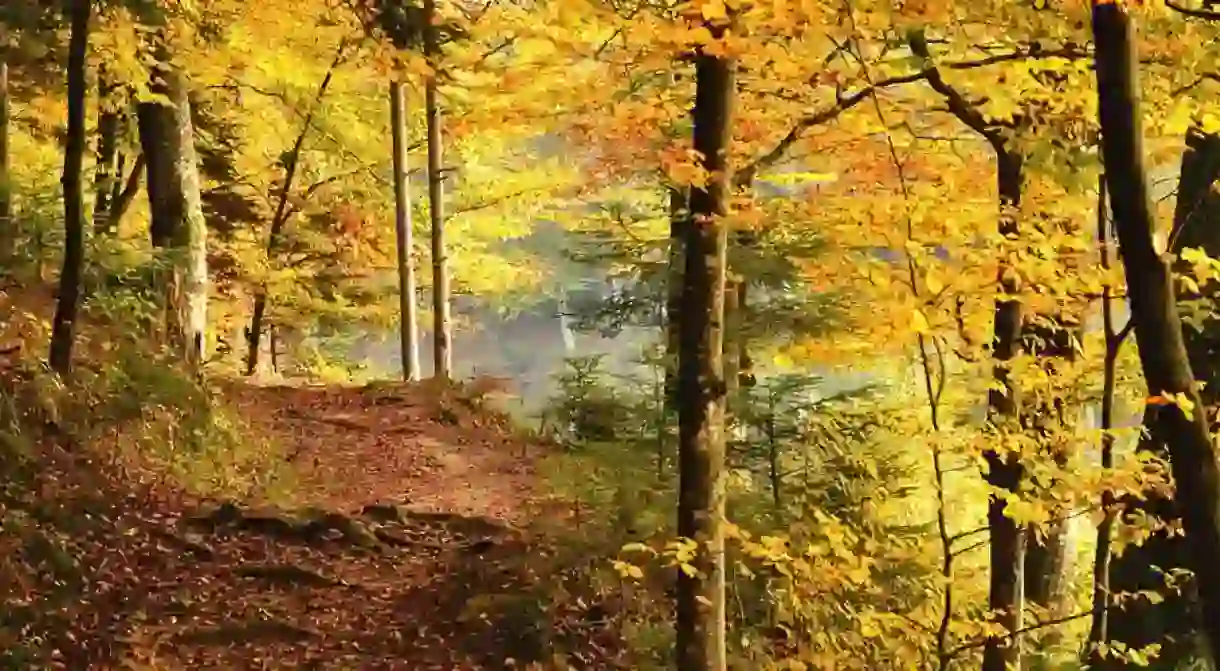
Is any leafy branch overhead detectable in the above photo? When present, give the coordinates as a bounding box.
[6,0,1220,670]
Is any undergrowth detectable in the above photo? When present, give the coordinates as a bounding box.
[0,251,296,666]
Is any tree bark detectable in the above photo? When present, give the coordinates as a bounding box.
[390,80,421,382]
[93,70,121,235]
[981,148,1026,671]
[1093,2,1220,663]
[666,185,687,413]
[137,56,207,364]
[675,11,733,671]
[0,58,12,265]
[425,0,452,380]
[49,0,91,375]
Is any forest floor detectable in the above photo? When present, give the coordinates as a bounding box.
[1,372,618,669]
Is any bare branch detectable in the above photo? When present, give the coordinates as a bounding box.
[1167,0,1220,20]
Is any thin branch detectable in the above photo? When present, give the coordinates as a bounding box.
[734,44,1087,187]
[1167,0,1220,20]
[839,7,956,666]
[947,608,1102,659]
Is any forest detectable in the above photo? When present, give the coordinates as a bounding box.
[4,0,1220,669]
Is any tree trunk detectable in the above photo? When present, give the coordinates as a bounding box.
[93,71,121,235]
[390,80,421,382]
[1093,2,1220,663]
[0,58,12,265]
[665,185,686,414]
[49,0,91,375]
[425,0,452,380]
[1087,176,1121,662]
[982,148,1026,671]
[675,12,733,671]
[1105,127,1220,668]
[137,58,208,364]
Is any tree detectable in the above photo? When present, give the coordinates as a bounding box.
[424,0,451,380]
[907,33,1027,670]
[244,39,347,375]
[48,0,90,375]
[137,44,208,364]
[390,79,420,381]
[1102,126,1220,665]
[675,3,734,669]
[1093,0,1220,661]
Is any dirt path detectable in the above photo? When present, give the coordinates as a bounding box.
[224,380,537,522]
[7,379,576,670]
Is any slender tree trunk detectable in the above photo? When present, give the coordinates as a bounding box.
[982,148,1026,671]
[723,273,742,447]
[675,11,733,671]
[390,80,421,381]
[0,58,12,265]
[137,58,207,364]
[93,71,121,235]
[1087,177,1121,662]
[49,0,92,375]
[665,185,686,413]
[735,280,754,389]
[244,42,345,375]
[1093,3,1220,663]
[424,0,452,380]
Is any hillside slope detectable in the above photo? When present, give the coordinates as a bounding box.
[0,374,590,670]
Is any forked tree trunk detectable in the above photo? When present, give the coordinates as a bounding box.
[49,0,92,375]
[1104,127,1220,668]
[1093,1,1220,662]
[424,0,452,380]
[675,10,733,671]
[390,80,421,381]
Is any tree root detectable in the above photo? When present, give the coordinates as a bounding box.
[173,619,319,645]
[183,501,507,555]
[147,526,215,559]
[234,563,348,588]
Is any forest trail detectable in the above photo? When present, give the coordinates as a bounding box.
[4,377,581,670]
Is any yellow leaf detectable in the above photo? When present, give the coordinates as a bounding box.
[911,309,931,334]
[700,0,728,21]
[925,272,944,295]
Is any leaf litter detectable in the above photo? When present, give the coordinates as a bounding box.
[1,376,609,669]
